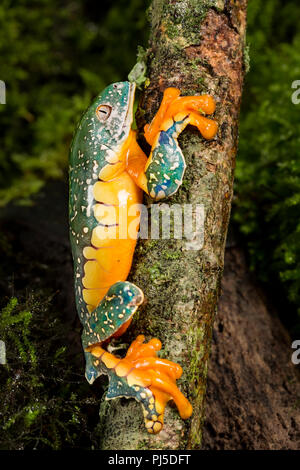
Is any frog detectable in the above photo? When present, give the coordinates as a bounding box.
[69,81,217,433]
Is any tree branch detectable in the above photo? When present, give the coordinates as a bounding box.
[99,0,248,450]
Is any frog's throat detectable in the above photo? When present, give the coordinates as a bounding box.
[97,81,136,181]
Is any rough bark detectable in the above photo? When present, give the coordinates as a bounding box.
[202,244,300,450]
[99,0,248,450]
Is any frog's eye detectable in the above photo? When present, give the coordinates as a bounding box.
[96,104,112,122]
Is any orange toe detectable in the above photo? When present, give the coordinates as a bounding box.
[89,335,192,433]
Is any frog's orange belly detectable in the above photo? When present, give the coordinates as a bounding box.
[81,170,143,313]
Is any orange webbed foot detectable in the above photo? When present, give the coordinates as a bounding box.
[125,336,192,433]
[144,87,218,147]
[89,335,193,434]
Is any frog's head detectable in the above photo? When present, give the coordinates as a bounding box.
[87,81,136,146]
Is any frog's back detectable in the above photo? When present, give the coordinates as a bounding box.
[69,82,138,322]
[70,81,135,195]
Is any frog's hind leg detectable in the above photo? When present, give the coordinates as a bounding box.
[87,333,193,433]
[124,334,192,431]
[82,280,144,384]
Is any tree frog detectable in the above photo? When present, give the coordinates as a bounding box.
[69,81,217,433]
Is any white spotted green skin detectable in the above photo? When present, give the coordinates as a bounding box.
[146,116,189,200]
[82,281,143,348]
[69,83,190,408]
[69,82,143,385]
[86,353,161,432]
[106,371,162,432]
[69,82,135,324]
[83,281,144,384]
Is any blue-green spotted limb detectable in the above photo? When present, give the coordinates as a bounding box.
[82,281,193,434]
[69,81,217,433]
[126,86,218,200]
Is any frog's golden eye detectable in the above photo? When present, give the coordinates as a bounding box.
[96,104,112,122]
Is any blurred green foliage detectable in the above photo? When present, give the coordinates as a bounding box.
[0,0,149,205]
[234,0,300,330]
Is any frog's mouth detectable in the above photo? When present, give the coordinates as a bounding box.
[123,81,136,130]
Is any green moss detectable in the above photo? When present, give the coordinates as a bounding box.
[128,46,149,89]
[243,43,251,74]
[185,326,206,389]
[0,293,100,449]
[0,0,149,206]
[149,0,223,50]
[162,250,182,260]
[0,298,36,366]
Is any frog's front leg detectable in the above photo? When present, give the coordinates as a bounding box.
[82,281,192,433]
[126,87,218,200]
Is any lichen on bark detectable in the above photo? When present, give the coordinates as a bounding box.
[99,0,248,450]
